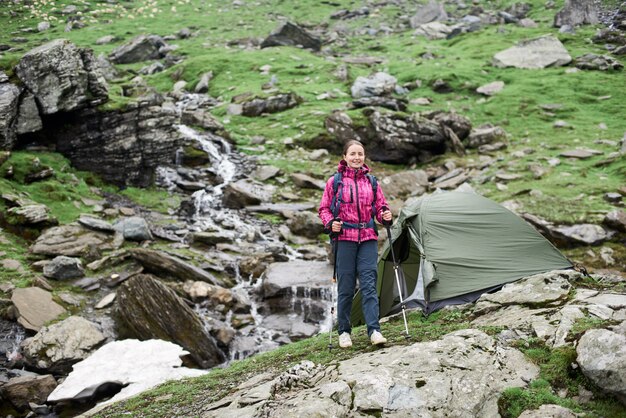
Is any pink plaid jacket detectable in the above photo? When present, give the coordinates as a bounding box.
[318,160,389,243]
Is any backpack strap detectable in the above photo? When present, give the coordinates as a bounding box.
[329,172,343,219]
[329,171,379,235]
[367,174,378,235]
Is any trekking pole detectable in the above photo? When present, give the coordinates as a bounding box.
[328,218,341,351]
[383,218,411,340]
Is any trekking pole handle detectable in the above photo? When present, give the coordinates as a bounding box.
[381,206,392,227]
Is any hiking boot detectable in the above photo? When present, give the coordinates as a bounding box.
[338,332,352,348]
[370,330,387,346]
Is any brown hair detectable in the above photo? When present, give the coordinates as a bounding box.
[342,140,366,156]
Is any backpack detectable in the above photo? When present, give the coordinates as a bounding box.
[329,171,378,234]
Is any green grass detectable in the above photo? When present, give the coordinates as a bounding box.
[500,333,626,418]
[0,0,625,415]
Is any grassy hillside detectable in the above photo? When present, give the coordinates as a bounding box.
[1,0,625,416]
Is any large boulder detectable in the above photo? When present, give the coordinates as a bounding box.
[554,0,599,27]
[204,329,539,417]
[493,35,572,69]
[129,248,221,285]
[42,255,84,280]
[10,287,66,332]
[30,223,124,257]
[365,109,447,164]
[222,179,276,208]
[23,316,106,374]
[241,93,303,116]
[261,22,322,51]
[52,102,183,187]
[115,274,226,368]
[350,72,397,98]
[113,216,153,241]
[108,35,167,64]
[0,82,20,150]
[1,374,57,412]
[577,326,626,405]
[14,39,108,114]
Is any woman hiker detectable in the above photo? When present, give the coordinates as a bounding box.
[318,139,392,348]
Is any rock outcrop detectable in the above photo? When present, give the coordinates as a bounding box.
[115,274,226,368]
[14,39,108,115]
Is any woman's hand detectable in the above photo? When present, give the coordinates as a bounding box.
[382,210,392,222]
[331,220,342,233]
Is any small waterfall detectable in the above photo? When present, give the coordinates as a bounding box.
[1,320,26,364]
[156,114,332,363]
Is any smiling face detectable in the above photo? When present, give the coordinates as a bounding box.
[343,143,365,169]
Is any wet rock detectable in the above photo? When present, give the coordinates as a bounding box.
[48,339,208,407]
[190,230,234,246]
[263,261,332,299]
[10,287,66,332]
[108,35,167,64]
[181,108,224,131]
[15,39,108,115]
[116,274,225,368]
[261,22,322,51]
[129,247,220,285]
[493,35,572,69]
[43,255,84,280]
[30,223,124,257]
[577,326,626,405]
[0,374,57,412]
[223,179,276,208]
[182,281,235,307]
[554,0,599,27]
[23,316,105,374]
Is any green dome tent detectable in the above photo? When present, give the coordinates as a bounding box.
[351,191,573,322]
